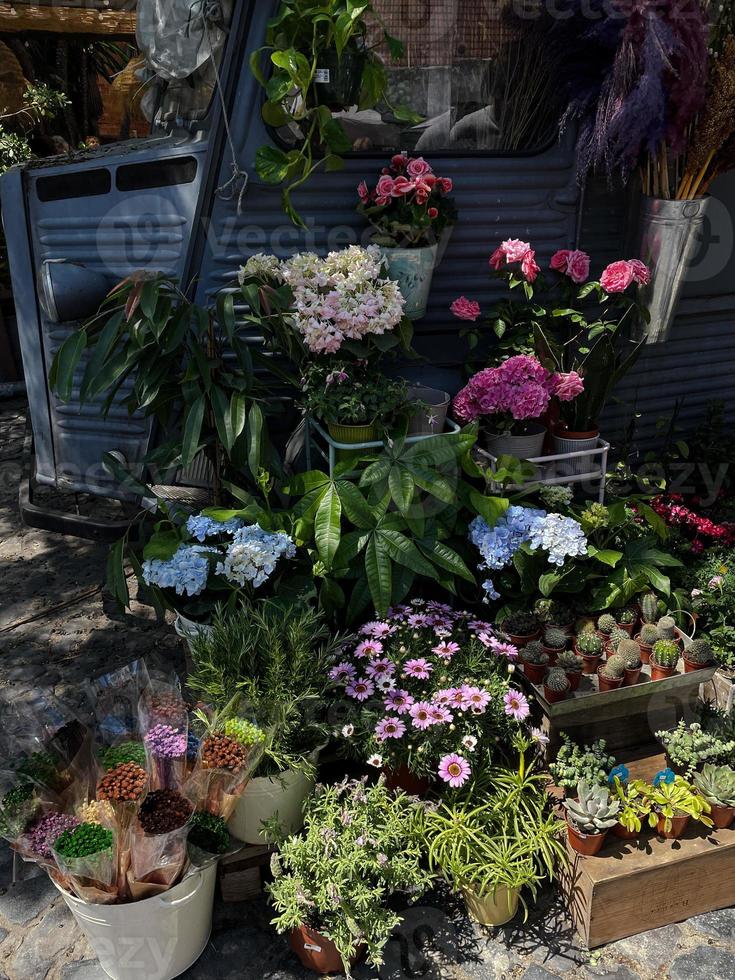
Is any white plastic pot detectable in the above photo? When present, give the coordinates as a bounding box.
[54,863,217,980]
[173,613,213,656]
[228,768,315,844]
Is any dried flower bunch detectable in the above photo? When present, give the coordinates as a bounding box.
[144,726,187,760]
[24,813,79,859]
[97,763,148,804]
[200,734,248,773]
[138,790,193,835]
[54,822,113,860]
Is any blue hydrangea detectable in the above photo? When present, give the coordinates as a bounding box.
[186,514,243,542]
[527,513,588,566]
[142,544,211,597]
[482,578,500,601]
[216,524,296,588]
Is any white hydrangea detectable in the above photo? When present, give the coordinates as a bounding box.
[216,524,296,588]
[238,253,284,285]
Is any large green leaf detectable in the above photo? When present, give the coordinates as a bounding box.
[143,529,181,561]
[388,465,415,515]
[181,394,205,466]
[365,536,392,616]
[50,330,87,402]
[246,403,263,477]
[105,537,129,609]
[255,145,292,185]
[587,545,623,568]
[79,310,124,402]
[377,529,437,580]
[470,491,510,527]
[315,485,342,567]
[420,540,476,584]
[335,480,374,530]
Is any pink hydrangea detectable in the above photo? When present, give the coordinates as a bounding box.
[452,354,556,423]
[550,249,590,284]
[450,296,482,321]
[553,371,585,402]
[438,753,471,788]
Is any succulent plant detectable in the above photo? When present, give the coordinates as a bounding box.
[652,639,679,668]
[557,650,583,672]
[599,654,625,680]
[535,599,573,626]
[544,627,568,650]
[564,780,621,834]
[576,631,603,656]
[549,735,617,790]
[640,593,660,624]
[608,627,629,651]
[693,763,735,807]
[618,639,642,670]
[522,641,549,666]
[544,668,571,693]
[597,614,617,636]
[616,608,636,625]
[503,611,540,636]
[656,722,735,777]
[685,638,715,666]
[639,623,660,647]
[657,616,677,641]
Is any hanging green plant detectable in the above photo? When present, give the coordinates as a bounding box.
[250,0,417,227]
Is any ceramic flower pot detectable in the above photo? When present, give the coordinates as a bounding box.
[486,423,546,460]
[650,660,677,682]
[565,669,582,692]
[228,767,316,845]
[461,884,520,927]
[523,661,547,685]
[597,669,624,693]
[710,803,735,829]
[542,645,563,666]
[380,243,439,320]
[567,819,607,856]
[552,426,600,476]
[623,666,642,687]
[543,684,569,704]
[383,765,431,797]
[290,924,363,975]
[406,385,450,436]
[616,621,635,636]
[656,813,690,839]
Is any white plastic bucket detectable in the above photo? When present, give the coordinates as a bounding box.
[55,863,217,980]
[228,769,314,845]
[173,613,213,657]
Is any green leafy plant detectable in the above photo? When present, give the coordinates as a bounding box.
[0,85,70,175]
[250,1,414,227]
[651,639,679,669]
[609,776,651,833]
[711,625,735,672]
[656,721,735,777]
[267,777,427,973]
[549,735,616,791]
[301,359,407,427]
[563,781,620,835]
[643,776,713,834]
[693,764,735,807]
[188,811,230,855]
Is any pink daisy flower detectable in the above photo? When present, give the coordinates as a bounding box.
[446,687,472,710]
[384,690,415,714]
[365,658,395,678]
[355,639,383,659]
[375,716,406,741]
[329,662,356,684]
[429,705,453,725]
[504,689,530,721]
[432,641,460,661]
[407,613,432,627]
[409,701,434,730]
[404,658,433,680]
[490,639,519,660]
[433,689,454,706]
[346,678,375,702]
[438,753,471,788]
[466,687,491,712]
[361,621,393,639]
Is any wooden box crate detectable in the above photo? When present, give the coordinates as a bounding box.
[218,844,274,903]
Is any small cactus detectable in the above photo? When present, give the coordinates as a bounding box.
[522,641,549,666]
[545,667,571,693]
[544,627,568,650]
[639,623,660,647]
[576,617,596,635]
[503,611,540,637]
[618,639,642,670]
[657,616,677,641]
[641,593,660,624]
[609,627,629,651]
[576,631,603,656]
[616,608,636,625]
[597,614,616,636]
[557,650,583,672]
[652,639,679,668]
[599,654,625,680]
[685,638,715,666]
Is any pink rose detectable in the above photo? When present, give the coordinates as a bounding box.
[391,154,407,171]
[629,259,651,285]
[502,239,532,263]
[439,177,453,194]
[600,260,635,294]
[407,157,432,178]
[521,249,540,283]
[489,246,505,270]
[375,175,395,205]
[553,371,584,402]
[550,248,590,284]
[357,180,369,203]
[450,296,481,321]
[391,175,415,197]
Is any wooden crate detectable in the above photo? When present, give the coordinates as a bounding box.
[558,747,735,947]
[218,844,274,903]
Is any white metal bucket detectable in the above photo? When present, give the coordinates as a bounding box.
[228,769,314,845]
[55,863,217,980]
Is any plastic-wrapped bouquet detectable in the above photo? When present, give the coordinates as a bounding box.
[335,601,527,787]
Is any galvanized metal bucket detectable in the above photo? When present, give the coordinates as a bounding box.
[636,196,710,344]
[380,243,439,320]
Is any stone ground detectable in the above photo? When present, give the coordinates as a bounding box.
[0,397,734,979]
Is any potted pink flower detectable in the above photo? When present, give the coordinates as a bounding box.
[357,155,456,320]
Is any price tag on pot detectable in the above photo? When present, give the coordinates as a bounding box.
[304,942,322,952]
[314,68,331,84]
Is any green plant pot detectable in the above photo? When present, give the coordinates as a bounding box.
[380,243,439,320]
[461,884,520,926]
[327,420,378,464]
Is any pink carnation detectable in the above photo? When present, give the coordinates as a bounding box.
[600,260,635,294]
[450,296,481,321]
[550,249,590,284]
[553,371,584,402]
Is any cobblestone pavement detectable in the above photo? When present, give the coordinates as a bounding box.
[0,398,734,980]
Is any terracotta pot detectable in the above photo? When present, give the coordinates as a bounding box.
[650,659,676,682]
[567,819,607,855]
[541,645,563,666]
[656,813,690,839]
[683,655,712,674]
[290,925,363,975]
[611,821,639,841]
[461,884,520,927]
[383,765,431,797]
[565,669,582,692]
[523,661,547,685]
[505,629,541,647]
[616,622,635,636]
[623,666,642,687]
[635,635,653,664]
[543,684,569,704]
[597,668,624,692]
[710,803,735,829]
[579,651,602,675]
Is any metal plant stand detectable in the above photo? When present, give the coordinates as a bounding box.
[473,439,610,503]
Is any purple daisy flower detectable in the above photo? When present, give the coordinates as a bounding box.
[438,753,471,788]
[375,716,406,741]
[346,677,375,701]
[355,639,383,659]
[409,701,434,730]
[384,690,415,714]
[429,705,453,725]
[466,687,491,712]
[504,689,530,721]
[432,641,460,661]
[365,658,395,678]
[329,662,356,684]
[403,658,433,680]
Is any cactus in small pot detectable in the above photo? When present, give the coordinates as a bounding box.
[651,639,679,680]
[608,627,629,652]
[639,623,659,647]
[564,780,621,854]
[597,614,616,637]
[618,639,641,670]
[657,616,677,642]
[521,640,548,683]
[640,593,660,624]
[694,764,735,828]
[543,627,568,651]
[557,649,584,690]
[575,630,603,673]
[616,608,636,626]
[683,638,715,672]
[543,667,571,703]
[598,654,625,691]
